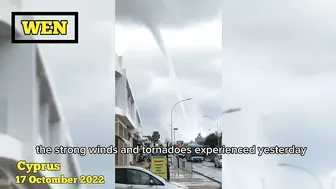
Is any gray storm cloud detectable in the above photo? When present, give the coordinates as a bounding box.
[116,0,221,28]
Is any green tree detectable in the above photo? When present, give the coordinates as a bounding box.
[204,133,219,148]
[144,135,153,142]
[151,131,160,146]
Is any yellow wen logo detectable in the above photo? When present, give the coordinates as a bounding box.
[21,20,68,35]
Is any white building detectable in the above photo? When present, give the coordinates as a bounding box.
[0,2,80,189]
[115,55,143,165]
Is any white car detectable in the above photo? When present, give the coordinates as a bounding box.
[116,166,188,189]
[214,154,222,168]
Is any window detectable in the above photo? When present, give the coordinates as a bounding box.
[126,169,151,185]
[151,176,164,185]
[115,168,127,184]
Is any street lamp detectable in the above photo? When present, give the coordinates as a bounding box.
[173,128,178,145]
[221,108,241,148]
[203,116,220,147]
[278,163,324,189]
[222,108,241,114]
[170,98,192,146]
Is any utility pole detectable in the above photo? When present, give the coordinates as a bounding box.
[170,98,191,146]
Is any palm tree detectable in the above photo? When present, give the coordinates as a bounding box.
[151,131,160,146]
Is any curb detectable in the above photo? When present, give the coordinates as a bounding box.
[192,169,222,185]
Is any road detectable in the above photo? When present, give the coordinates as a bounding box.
[192,160,222,183]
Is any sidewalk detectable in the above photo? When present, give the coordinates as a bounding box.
[134,162,150,170]
[170,167,221,189]
[134,161,220,189]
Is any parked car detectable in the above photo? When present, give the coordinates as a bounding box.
[185,144,204,162]
[214,154,222,168]
[116,166,188,189]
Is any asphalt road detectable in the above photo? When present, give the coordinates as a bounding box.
[192,161,222,183]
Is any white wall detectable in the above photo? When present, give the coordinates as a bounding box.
[0,97,7,133]
[115,70,127,109]
[0,39,39,162]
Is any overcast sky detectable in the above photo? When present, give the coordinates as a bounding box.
[116,0,222,143]
[222,0,336,189]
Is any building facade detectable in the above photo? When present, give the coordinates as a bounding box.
[0,3,80,188]
[115,55,143,166]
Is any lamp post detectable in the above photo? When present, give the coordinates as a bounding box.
[173,128,178,145]
[278,163,324,189]
[170,98,192,146]
[222,108,241,114]
[203,116,220,147]
[221,108,241,148]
